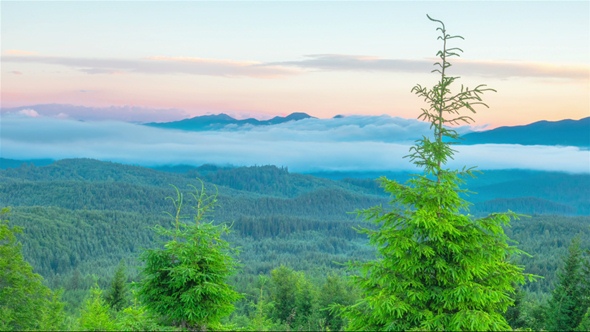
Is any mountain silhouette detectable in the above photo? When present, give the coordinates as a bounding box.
[459,117,589,148]
[145,112,314,131]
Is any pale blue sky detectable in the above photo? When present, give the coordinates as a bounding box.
[2,1,589,125]
[4,1,588,61]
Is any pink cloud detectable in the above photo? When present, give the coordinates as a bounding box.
[453,59,589,80]
[2,54,300,79]
[18,109,40,117]
[271,54,589,80]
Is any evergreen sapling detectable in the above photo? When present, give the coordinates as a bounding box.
[343,15,535,331]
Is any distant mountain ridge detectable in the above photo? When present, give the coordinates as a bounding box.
[146,113,589,147]
[145,112,314,131]
[459,117,590,148]
[4,103,587,147]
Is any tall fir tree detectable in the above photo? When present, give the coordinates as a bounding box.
[342,15,533,331]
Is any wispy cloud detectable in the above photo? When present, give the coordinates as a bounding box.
[453,59,589,80]
[1,115,588,173]
[1,104,190,123]
[4,52,586,80]
[271,54,589,80]
[1,54,300,78]
[272,54,431,73]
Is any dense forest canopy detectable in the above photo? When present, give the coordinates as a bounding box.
[1,157,589,330]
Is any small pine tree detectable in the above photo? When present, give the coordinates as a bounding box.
[105,259,129,312]
[268,265,320,330]
[269,265,301,325]
[547,237,588,331]
[115,290,161,331]
[342,15,534,331]
[78,284,117,331]
[137,181,241,330]
[319,274,358,331]
[247,275,276,331]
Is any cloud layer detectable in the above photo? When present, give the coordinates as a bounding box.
[2,54,299,78]
[4,53,587,80]
[274,54,589,80]
[1,114,588,173]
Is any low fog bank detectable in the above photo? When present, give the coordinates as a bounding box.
[2,115,588,173]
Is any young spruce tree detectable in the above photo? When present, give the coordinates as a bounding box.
[105,259,129,312]
[137,181,241,330]
[343,15,533,331]
[546,237,589,331]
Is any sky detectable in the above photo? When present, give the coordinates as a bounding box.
[2,1,589,127]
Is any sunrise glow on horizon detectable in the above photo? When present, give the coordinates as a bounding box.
[1,1,589,128]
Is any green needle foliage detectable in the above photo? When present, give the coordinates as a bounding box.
[77,284,117,331]
[546,237,589,331]
[343,15,534,331]
[137,181,241,330]
[0,207,66,331]
[105,259,129,312]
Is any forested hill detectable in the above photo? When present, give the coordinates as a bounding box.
[2,158,589,215]
[1,157,589,301]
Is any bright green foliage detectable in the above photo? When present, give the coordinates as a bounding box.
[343,16,533,331]
[42,289,69,331]
[319,274,358,331]
[269,265,304,325]
[577,307,590,331]
[105,259,129,312]
[546,237,588,330]
[0,207,66,331]
[268,265,320,329]
[137,181,241,330]
[115,292,162,331]
[77,284,117,331]
[245,275,277,331]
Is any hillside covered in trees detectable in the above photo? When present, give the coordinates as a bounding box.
[1,157,589,330]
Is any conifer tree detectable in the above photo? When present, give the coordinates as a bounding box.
[0,207,66,331]
[77,284,117,331]
[343,15,533,331]
[269,265,302,325]
[105,259,128,312]
[577,308,590,331]
[246,275,275,331]
[137,181,241,330]
[268,265,320,330]
[319,274,358,331]
[546,237,587,331]
[115,290,161,331]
